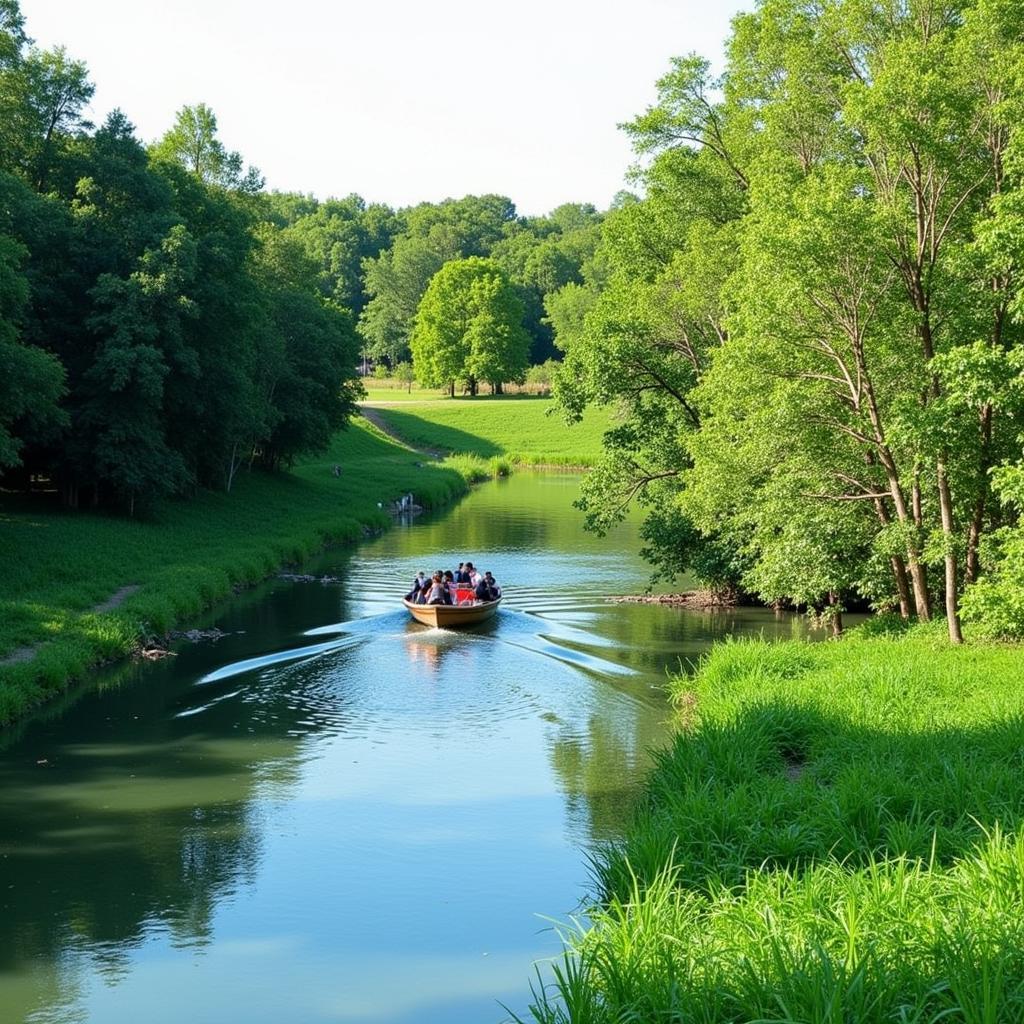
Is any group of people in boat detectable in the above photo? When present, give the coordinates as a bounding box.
[405,561,501,605]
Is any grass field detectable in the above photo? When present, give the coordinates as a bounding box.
[524,627,1024,1023]
[0,419,469,723]
[363,397,611,465]
[360,386,448,402]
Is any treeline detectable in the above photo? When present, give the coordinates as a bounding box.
[0,0,602,514]
[549,0,1024,642]
[269,190,605,389]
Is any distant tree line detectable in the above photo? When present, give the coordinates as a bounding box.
[548,0,1024,643]
[0,0,602,514]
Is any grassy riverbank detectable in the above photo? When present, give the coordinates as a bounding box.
[362,396,610,466]
[0,419,469,724]
[526,628,1024,1023]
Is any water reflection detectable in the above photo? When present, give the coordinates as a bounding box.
[0,473,829,1024]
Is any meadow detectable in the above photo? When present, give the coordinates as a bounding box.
[524,626,1024,1023]
[363,396,611,466]
[0,420,469,723]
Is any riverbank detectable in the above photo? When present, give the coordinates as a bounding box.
[361,396,610,467]
[0,420,471,724]
[525,626,1024,1023]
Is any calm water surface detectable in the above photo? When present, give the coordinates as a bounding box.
[1,474,818,1024]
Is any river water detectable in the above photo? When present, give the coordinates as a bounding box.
[1,473,817,1024]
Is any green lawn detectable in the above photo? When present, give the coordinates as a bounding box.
[526,627,1024,1023]
[360,385,448,402]
[0,420,469,723]
[363,397,611,465]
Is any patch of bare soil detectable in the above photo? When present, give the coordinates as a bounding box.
[359,408,444,460]
[92,584,140,613]
[0,645,38,667]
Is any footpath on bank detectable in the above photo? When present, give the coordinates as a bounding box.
[361,395,610,468]
[0,419,471,724]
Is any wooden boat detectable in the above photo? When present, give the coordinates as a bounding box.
[403,597,502,628]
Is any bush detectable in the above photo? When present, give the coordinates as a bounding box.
[962,525,1024,639]
[525,359,559,393]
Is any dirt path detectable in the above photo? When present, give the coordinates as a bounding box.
[360,407,445,460]
[92,584,140,613]
[0,645,37,667]
[0,585,141,669]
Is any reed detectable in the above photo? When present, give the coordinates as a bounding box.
[521,630,1024,1023]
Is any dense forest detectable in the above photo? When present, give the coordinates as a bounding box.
[546,0,1024,643]
[0,0,598,513]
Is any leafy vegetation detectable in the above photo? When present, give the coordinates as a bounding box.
[0,5,366,512]
[410,257,530,395]
[546,0,1024,642]
[359,197,602,367]
[523,631,1024,1023]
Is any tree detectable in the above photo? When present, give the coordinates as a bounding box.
[0,232,65,470]
[249,223,361,468]
[151,103,263,193]
[283,195,400,315]
[552,0,1024,639]
[394,360,415,393]
[358,194,518,364]
[410,257,528,396]
[23,46,93,190]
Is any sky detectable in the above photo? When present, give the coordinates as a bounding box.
[19,0,750,216]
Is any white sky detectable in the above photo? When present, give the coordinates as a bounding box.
[20,0,750,216]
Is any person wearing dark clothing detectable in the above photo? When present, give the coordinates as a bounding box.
[484,571,500,598]
[475,577,495,602]
[405,571,428,602]
[457,562,474,584]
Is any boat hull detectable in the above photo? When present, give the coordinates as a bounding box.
[403,597,501,628]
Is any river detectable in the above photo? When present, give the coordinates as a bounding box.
[0,473,818,1024]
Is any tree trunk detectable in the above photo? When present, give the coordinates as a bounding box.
[828,591,843,637]
[449,380,455,398]
[869,479,912,620]
[877,454,930,619]
[965,402,993,584]
[859,381,930,619]
[937,458,964,644]
[890,557,912,620]
[226,442,240,493]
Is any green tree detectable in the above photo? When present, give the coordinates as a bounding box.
[0,232,65,470]
[410,257,528,396]
[151,103,263,193]
[358,194,518,364]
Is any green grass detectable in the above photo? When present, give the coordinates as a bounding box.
[0,419,470,723]
[360,385,448,402]
[523,630,1024,1023]
[362,397,611,465]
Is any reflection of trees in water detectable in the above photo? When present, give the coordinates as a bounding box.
[363,475,622,565]
[0,638,326,1018]
[547,708,667,846]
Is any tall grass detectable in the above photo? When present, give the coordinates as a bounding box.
[0,420,472,723]
[522,632,1024,1023]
